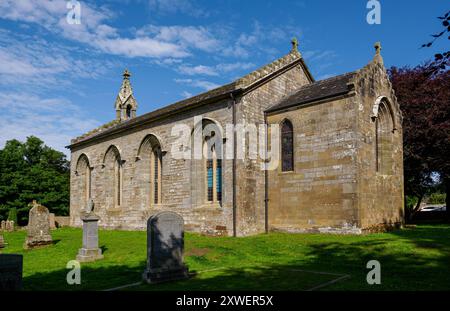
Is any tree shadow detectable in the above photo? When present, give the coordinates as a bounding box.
[20,225,450,291]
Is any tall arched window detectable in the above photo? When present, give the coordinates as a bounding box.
[103,146,122,208]
[151,146,162,204]
[198,120,222,204]
[76,154,91,207]
[204,135,222,203]
[374,99,394,175]
[281,119,294,172]
[114,156,122,206]
[137,134,162,207]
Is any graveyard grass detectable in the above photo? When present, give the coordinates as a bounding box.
[1,224,450,291]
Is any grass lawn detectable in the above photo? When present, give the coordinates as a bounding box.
[1,224,449,291]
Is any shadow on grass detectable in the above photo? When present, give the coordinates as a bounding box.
[22,226,450,291]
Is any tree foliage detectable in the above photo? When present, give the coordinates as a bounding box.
[389,62,450,219]
[421,10,450,75]
[0,136,70,225]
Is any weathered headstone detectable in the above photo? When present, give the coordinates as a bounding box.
[24,200,53,249]
[1,220,5,231]
[76,199,103,262]
[0,254,23,290]
[49,213,56,229]
[6,220,14,232]
[0,234,5,248]
[142,211,189,283]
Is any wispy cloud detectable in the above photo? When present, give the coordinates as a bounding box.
[0,0,216,59]
[174,78,220,91]
[0,29,114,90]
[0,92,100,154]
[177,62,255,76]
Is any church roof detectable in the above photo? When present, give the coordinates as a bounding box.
[68,43,313,148]
[265,71,357,113]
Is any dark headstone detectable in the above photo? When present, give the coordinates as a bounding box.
[0,254,23,290]
[24,201,53,249]
[142,211,189,283]
[76,200,103,262]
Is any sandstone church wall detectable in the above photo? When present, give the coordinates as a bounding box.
[235,63,311,236]
[70,98,235,235]
[354,62,404,231]
[267,95,360,233]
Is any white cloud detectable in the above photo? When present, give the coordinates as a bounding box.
[0,29,114,89]
[181,91,193,98]
[0,92,100,155]
[174,78,220,91]
[177,62,255,76]
[138,25,220,53]
[0,0,213,59]
[178,64,218,76]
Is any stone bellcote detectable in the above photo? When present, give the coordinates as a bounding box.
[114,69,138,121]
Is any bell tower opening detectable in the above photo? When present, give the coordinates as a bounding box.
[114,69,138,121]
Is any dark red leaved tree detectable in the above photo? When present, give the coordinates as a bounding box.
[389,63,450,220]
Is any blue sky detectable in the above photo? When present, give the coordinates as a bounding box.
[0,0,448,155]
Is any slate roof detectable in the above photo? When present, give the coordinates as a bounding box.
[266,71,357,113]
[68,48,311,148]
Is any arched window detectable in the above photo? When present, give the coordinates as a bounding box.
[151,146,162,204]
[204,135,222,203]
[76,154,91,207]
[103,146,122,207]
[281,119,294,172]
[195,119,222,204]
[374,99,394,175]
[137,134,162,207]
[114,156,122,206]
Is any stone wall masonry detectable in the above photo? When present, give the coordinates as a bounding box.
[267,95,360,232]
[235,63,311,236]
[70,99,235,235]
[354,61,404,229]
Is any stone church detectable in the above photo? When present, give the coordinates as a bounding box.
[68,40,404,236]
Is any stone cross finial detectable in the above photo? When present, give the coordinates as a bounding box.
[291,37,299,51]
[374,42,382,55]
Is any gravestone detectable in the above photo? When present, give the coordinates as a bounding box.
[0,234,4,248]
[24,200,53,249]
[76,199,103,262]
[1,220,5,231]
[6,220,14,232]
[142,211,189,283]
[49,213,56,229]
[0,254,23,290]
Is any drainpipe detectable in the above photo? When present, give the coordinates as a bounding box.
[264,112,269,234]
[231,92,237,237]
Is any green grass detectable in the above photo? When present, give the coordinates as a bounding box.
[1,224,450,291]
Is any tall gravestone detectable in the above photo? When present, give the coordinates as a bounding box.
[24,201,53,249]
[0,220,5,231]
[76,199,103,262]
[0,254,23,290]
[0,234,5,249]
[142,211,189,283]
[49,213,56,229]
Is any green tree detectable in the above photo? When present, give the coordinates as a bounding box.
[0,136,70,225]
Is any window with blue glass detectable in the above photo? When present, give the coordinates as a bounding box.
[207,159,214,202]
[216,159,222,202]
